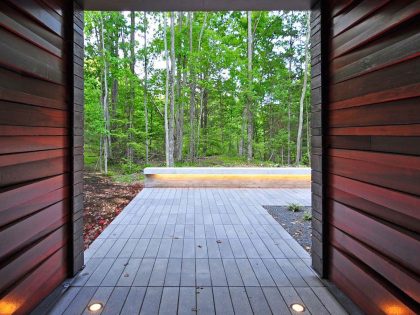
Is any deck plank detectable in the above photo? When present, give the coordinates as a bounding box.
[52,188,346,315]
[101,287,130,315]
[120,287,147,314]
[262,287,292,315]
[197,287,215,315]
[62,287,96,315]
[159,287,179,315]
[140,287,164,315]
[246,286,272,315]
[178,287,196,315]
[212,287,234,315]
[229,287,253,315]
[164,258,182,286]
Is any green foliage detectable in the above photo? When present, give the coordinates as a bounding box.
[84,11,311,172]
[111,173,145,184]
[287,203,301,212]
[303,211,312,221]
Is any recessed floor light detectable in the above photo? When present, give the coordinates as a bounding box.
[291,303,305,312]
[88,303,103,312]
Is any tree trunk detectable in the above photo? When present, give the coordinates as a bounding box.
[246,11,253,162]
[99,14,109,174]
[306,93,311,164]
[296,13,311,165]
[144,12,149,164]
[163,13,170,166]
[188,12,196,162]
[197,83,204,156]
[203,87,208,155]
[110,78,117,158]
[168,12,176,166]
[176,12,184,162]
[127,11,136,166]
[99,135,103,172]
[198,13,208,51]
[287,14,293,166]
[178,58,187,161]
[196,13,208,158]
[239,108,246,156]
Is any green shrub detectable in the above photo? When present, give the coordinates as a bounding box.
[303,211,312,221]
[287,203,301,212]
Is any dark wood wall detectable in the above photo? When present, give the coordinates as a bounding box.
[71,0,85,279]
[0,1,81,313]
[310,0,327,278]
[326,1,420,314]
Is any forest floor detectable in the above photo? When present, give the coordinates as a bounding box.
[83,172,143,249]
[263,205,312,253]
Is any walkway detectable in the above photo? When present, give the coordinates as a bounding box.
[50,188,347,314]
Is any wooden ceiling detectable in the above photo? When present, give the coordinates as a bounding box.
[83,0,314,11]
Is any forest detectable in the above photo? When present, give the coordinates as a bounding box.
[84,11,311,174]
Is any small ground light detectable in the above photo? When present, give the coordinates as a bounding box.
[291,303,305,312]
[88,303,103,312]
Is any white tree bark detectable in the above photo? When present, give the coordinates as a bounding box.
[163,13,170,166]
[296,12,311,165]
[168,12,176,166]
[188,12,196,161]
[176,12,184,161]
[143,12,149,164]
[100,13,109,174]
[196,13,208,158]
[247,11,253,162]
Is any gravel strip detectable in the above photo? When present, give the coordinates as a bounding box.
[263,205,312,253]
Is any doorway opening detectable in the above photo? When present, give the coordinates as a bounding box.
[82,10,313,250]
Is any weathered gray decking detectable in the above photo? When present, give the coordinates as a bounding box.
[50,188,347,315]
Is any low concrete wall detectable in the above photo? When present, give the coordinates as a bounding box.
[144,167,311,188]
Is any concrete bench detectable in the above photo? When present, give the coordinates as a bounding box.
[144,167,311,188]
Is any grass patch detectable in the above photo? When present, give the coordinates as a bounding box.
[303,211,312,221]
[111,173,144,184]
[287,203,302,212]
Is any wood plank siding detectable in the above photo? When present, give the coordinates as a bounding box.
[326,1,420,314]
[310,0,327,278]
[0,1,82,313]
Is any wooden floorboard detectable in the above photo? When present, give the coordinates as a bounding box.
[49,188,347,314]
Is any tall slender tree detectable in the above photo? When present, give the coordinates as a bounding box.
[188,12,196,161]
[163,13,170,166]
[127,11,136,165]
[196,13,208,158]
[168,12,176,166]
[175,12,184,161]
[247,11,253,161]
[143,12,149,164]
[99,13,109,174]
[296,12,311,165]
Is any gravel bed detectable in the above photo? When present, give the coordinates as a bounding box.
[263,205,312,253]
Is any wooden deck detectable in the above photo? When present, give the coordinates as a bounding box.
[50,188,347,315]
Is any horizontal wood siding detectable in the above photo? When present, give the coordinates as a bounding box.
[0,1,72,313]
[327,1,420,314]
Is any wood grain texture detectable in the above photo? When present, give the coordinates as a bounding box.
[310,0,328,278]
[71,0,85,276]
[0,0,72,313]
[330,248,419,315]
[326,1,420,313]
